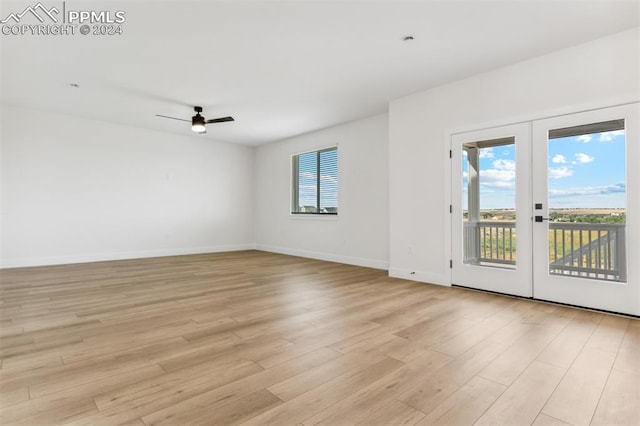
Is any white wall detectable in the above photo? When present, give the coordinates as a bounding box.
[1,105,254,267]
[389,28,640,284]
[254,113,389,269]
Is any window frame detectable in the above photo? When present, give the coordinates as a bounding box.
[290,146,338,216]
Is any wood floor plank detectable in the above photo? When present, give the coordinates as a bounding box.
[93,356,261,411]
[416,375,506,425]
[185,389,282,426]
[475,360,565,425]
[612,319,640,375]
[0,389,98,426]
[301,381,399,425]
[1,364,165,423]
[1,351,63,373]
[266,347,387,401]
[299,350,452,425]
[0,387,29,408]
[429,313,514,357]
[0,251,637,425]
[542,320,624,426]
[397,338,508,414]
[252,342,327,369]
[140,347,342,426]
[536,310,601,369]
[478,319,569,386]
[541,349,614,425]
[591,368,640,426]
[353,399,426,426]
[239,357,404,426]
[533,413,573,426]
[584,314,629,354]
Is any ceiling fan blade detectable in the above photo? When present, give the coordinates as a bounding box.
[156,114,190,122]
[206,116,234,124]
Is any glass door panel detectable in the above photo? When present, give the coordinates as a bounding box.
[463,138,517,269]
[546,121,626,282]
[452,123,532,297]
[532,103,639,315]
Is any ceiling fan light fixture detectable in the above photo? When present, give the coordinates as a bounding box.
[157,106,232,133]
[192,113,206,133]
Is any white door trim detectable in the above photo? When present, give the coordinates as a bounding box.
[447,101,639,316]
[531,103,639,315]
[451,123,532,297]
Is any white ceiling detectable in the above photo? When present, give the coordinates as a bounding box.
[1,1,639,145]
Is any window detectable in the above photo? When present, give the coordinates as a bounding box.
[291,147,338,214]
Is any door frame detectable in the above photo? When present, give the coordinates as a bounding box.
[446,100,639,315]
[450,123,532,297]
[531,103,639,315]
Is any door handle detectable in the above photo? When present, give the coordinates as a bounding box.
[535,216,550,222]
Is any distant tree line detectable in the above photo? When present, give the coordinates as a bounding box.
[549,212,626,224]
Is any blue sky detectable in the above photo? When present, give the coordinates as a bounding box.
[463,130,626,210]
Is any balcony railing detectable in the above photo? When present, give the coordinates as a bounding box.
[463,221,626,282]
[548,222,626,282]
[464,221,516,266]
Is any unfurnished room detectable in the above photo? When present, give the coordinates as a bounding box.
[0,1,639,425]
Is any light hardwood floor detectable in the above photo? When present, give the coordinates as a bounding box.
[0,251,638,425]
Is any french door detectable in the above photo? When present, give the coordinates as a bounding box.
[452,103,639,316]
[532,104,638,314]
[451,123,532,298]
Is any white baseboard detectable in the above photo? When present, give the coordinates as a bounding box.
[0,244,257,269]
[388,267,450,287]
[255,244,389,270]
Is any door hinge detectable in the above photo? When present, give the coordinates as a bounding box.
[449,204,452,213]
[449,150,452,158]
[449,259,453,269]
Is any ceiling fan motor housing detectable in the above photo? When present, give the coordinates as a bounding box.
[192,106,205,125]
[191,106,206,133]
[192,114,205,125]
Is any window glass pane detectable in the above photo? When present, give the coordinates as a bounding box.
[463,138,517,269]
[297,151,317,213]
[292,147,338,215]
[547,121,626,282]
[319,149,338,213]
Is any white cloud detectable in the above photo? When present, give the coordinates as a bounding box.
[480,168,515,189]
[549,183,625,197]
[479,148,494,159]
[492,159,515,171]
[575,135,592,143]
[574,153,594,164]
[548,166,573,179]
[552,154,566,164]
[599,130,624,142]
[482,180,515,188]
[299,171,315,179]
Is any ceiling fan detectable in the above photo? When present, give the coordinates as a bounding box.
[156,106,234,134]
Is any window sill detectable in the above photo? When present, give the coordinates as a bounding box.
[289,214,339,221]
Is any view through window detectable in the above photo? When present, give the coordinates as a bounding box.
[462,138,517,268]
[546,120,626,282]
[291,147,338,214]
[460,121,627,281]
